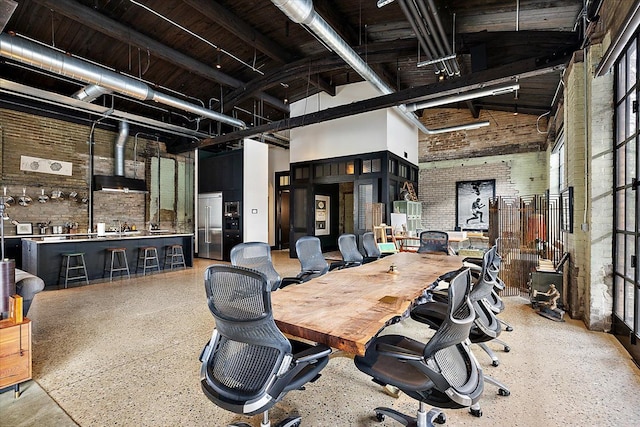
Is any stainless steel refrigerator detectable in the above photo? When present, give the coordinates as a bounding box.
[198,192,223,259]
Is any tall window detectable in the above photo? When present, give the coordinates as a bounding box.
[550,132,566,195]
[613,32,639,343]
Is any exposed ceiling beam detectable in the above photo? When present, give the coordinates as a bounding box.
[218,40,417,112]
[171,49,574,153]
[182,0,335,96]
[31,0,288,112]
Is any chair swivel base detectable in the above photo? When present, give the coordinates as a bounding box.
[230,415,301,427]
[476,339,510,367]
[373,405,446,427]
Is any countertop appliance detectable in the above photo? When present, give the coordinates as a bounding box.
[198,192,223,260]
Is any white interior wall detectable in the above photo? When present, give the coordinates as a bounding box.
[386,109,418,165]
[243,138,269,242]
[268,146,290,246]
[290,81,418,165]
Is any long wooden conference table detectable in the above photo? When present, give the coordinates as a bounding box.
[271,252,464,357]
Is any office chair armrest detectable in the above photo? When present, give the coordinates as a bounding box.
[296,269,324,282]
[293,344,332,364]
[280,276,304,288]
[329,261,345,271]
[375,342,423,361]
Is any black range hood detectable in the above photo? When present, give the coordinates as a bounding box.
[93,175,147,193]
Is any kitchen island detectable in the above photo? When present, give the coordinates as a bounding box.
[21,233,194,287]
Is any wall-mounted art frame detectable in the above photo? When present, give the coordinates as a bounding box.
[456,179,495,231]
[314,195,330,236]
[16,222,33,235]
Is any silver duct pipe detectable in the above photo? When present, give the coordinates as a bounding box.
[408,0,458,76]
[423,0,459,75]
[271,0,488,135]
[397,0,445,74]
[114,121,129,177]
[0,33,246,129]
[72,84,111,102]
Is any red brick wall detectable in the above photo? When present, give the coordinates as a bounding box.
[0,109,159,233]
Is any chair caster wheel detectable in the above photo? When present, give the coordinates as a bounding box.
[506,326,514,332]
[375,412,385,422]
[492,360,500,367]
[435,413,447,424]
[470,408,483,417]
[498,388,511,396]
[503,346,511,352]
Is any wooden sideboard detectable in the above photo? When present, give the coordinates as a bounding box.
[0,318,32,397]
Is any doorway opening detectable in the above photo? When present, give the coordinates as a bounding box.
[275,171,290,250]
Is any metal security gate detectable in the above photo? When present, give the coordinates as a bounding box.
[489,194,565,296]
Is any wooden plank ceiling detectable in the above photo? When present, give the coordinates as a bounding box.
[0,0,585,152]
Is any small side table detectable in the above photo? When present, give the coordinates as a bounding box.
[0,318,32,398]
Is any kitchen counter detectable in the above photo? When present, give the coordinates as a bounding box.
[21,233,194,287]
[22,232,193,243]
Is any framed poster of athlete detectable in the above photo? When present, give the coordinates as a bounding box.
[456,179,495,231]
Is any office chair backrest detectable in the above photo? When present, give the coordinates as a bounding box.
[295,236,329,281]
[338,233,364,265]
[362,231,381,258]
[417,230,449,255]
[469,246,498,303]
[230,242,282,290]
[202,265,290,407]
[423,268,475,357]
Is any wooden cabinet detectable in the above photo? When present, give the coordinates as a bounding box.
[392,201,422,236]
[0,318,32,396]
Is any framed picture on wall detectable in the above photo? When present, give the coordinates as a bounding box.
[314,195,330,236]
[456,180,495,231]
[16,222,33,235]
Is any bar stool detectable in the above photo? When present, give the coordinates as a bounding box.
[59,252,89,288]
[164,244,186,270]
[137,246,160,275]
[104,248,130,281]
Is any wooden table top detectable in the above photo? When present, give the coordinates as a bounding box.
[271,252,463,356]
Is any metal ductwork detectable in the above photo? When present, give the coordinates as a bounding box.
[72,84,111,103]
[271,0,488,134]
[0,33,247,129]
[114,120,129,177]
[93,120,147,193]
[382,0,459,76]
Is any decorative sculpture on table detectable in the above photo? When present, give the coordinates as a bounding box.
[532,283,565,321]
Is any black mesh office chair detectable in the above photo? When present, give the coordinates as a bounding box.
[200,265,331,427]
[411,247,511,407]
[362,231,381,262]
[230,242,299,290]
[333,233,363,269]
[417,231,450,255]
[460,249,513,332]
[292,236,329,283]
[362,231,396,262]
[413,246,511,366]
[354,268,484,427]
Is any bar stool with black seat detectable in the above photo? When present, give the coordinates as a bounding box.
[164,244,186,270]
[137,246,160,275]
[59,252,89,288]
[104,247,130,281]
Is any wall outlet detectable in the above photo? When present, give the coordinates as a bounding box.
[581,223,589,232]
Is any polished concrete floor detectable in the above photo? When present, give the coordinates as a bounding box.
[2,251,640,426]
